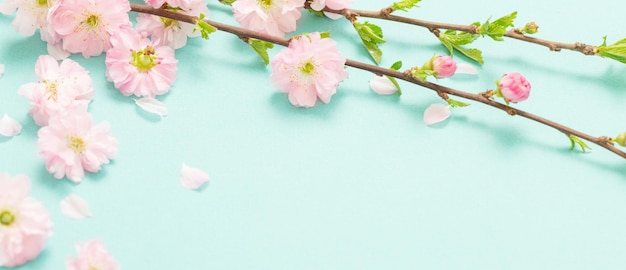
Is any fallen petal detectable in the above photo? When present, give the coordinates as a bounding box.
[60,194,92,219]
[47,43,71,60]
[0,114,22,137]
[369,76,397,95]
[180,163,210,190]
[455,62,479,75]
[424,103,451,125]
[0,64,4,78]
[134,97,168,117]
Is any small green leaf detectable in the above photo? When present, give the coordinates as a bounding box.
[219,0,236,5]
[452,45,484,64]
[353,21,386,64]
[390,61,403,71]
[568,135,592,152]
[447,98,470,107]
[194,13,217,40]
[319,31,332,39]
[438,31,484,64]
[478,12,517,41]
[391,0,421,12]
[248,38,275,65]
[596,36,626,64]
[307,9,325,17]
[385,76,402,96]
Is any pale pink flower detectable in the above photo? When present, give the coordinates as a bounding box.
[270,32,348,108]
[232,0,304,37]
[310,0,353,11]
[0,0,56,37]
[66,239,119,270]
[498,72,531,103]
[19,55,94,126]
[145,0,166,8]
[38,110,118,182]
[136,1,210,49]
[424,103,451,125]
[106,26,178,97]
[432,55,457,79]
[49,0,131,58]
[0,174,53,268]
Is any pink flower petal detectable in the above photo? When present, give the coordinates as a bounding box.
[424,103,451,125]
[180,163,210,190]
[60,194,92,219]
[369,76,397,95]
[455,62,479,75]
[0,114,22,136]
[47,43,71,60]
[134,97,168,117]
[323,12,343,20]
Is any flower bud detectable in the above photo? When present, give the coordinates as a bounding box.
[614,132,626,147]
[521,22,539,34]
[432,55,457,79]
[498,72,531,103]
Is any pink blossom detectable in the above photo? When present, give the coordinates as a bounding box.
[136,1,210,49]
[0,174,53,267]
[0,0,56,37]
[432,55,457,79]
[18,55,94,126]
[49,0,131,58]
[270,32,348,108]
[310,0,353,11]
[66,239,119,270]
[232,0,304,37]
[105,26,178,97]
[498,72,531,103]
[144,0,166,8]
[37,110,118,182]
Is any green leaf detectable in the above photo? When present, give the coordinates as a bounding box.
[307,8,325,17]
[568,135,592,152]
[319,31,331,39]
[390,61,403,71]
[219,0,236,5]
[596,36,626,64]
[353,21,386,64]
[386,61,403,95]
[478,12,517,41]
[194,13,217,40]
[248,38,275,65]
[438,31,483,64]
[391,0,421,12]
[447,98,470,107]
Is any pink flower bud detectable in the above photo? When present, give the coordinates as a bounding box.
[498,72,531,103]
[432,56,457,79]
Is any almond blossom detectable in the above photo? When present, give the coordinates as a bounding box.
[49,0,131,58]
[19,55,94,126]
[497,72,531,103]
[310,0,353,11]
[136,1,210,49]
[105,26,178,97]
[270,32,349,107]
[0,0,56,37]
[232,0,304,37]
[37,110,118,183]
[0,174,53,267]
[66,239,119,270]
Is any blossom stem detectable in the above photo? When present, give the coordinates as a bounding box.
[305,3,597,55]
[129,4,626,159]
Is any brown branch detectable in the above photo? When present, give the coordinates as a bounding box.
[309,4,598,56]
[129,4,626,159]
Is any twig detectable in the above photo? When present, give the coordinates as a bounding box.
[129,4,626,159]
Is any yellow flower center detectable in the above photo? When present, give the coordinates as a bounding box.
[0,210,15,226]
[300,61,316,75]
[38,0,48,6]
[131,46,158,72]
[68,135,86,154]
[258,0,272,8]
[44,80,58,101]
[84,14,100,29]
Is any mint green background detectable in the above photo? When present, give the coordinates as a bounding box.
[2,0,626,269]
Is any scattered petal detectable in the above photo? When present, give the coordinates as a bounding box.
[180,163,210,190]
[0,114,22,137]
[455,62,479,75]
[424,103,451,125]
[47,42,71,60]
[369,76,397,95]
[60,194,92,219]
[0,64,4,78]
[134,97,168,117]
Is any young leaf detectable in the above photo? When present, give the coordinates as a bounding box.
[438,30,484,64]
[596,36,626,64]
[353,21,386,64]
[194,13,217,40]
[391,0,421,12]
[219,0,237,5]
[447,98,470,107]
[478,12,517,41]
[390,60,403,71]
[307,9,325,17]
[568,135,592,152]
[248,38,275,65]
